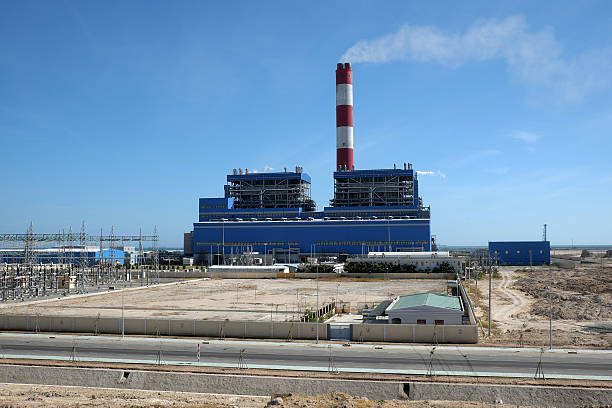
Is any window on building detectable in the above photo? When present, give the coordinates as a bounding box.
[505,250,509,254]
[540,250,544,254]
[434,320,444,325]
[417,319,426,325]
[517,250,521,254]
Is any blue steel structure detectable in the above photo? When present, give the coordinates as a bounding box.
[192,167,431,265]
[489,241,550,266]
[0,248,125,265]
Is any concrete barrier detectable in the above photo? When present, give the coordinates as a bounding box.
[352,323,477,344]
[205,271,453,280]
[1,314,473,343]
[295,273,454,280]
[0,364,608,407]
[195,320,219,337]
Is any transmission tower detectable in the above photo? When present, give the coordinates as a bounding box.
[79,221,88,288]
[152,226,159,284]
[138,227,144,285]
[24,222,37,267]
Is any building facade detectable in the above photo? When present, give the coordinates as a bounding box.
[489,241,550,266]
[191,168,431,265]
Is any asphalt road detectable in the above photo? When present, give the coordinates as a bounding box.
[0,333,610,379]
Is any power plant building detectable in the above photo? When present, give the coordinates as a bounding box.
[489,241,551,266]
[189,63,432,264]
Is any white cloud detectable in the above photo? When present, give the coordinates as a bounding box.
[341,16,612,102]
[511,130,541,144]
[417,170,447,179]
[249,164,276,174]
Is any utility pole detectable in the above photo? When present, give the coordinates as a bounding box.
[488,262,492,338]
[121,285,125,339]
[549,265,553,350]
[316,247,319,344]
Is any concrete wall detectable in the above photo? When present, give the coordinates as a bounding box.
[149,271,454,279]
[351,323,477,344]
[1,314,473,343]
[205,271,453,279]
[296,272,454,280]
[0,364,609,407]
[0,314,328,341]
[156,270,206,278]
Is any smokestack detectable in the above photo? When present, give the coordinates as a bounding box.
[336,62,354,171]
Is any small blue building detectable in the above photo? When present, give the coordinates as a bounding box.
[488,241,550,266]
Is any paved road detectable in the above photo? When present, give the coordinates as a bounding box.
[1,333,610,379]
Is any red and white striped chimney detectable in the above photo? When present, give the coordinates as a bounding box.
[336,62,354,171]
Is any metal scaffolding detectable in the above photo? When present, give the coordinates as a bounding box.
[226,173,316,211]
[331,172,416,207]
[0,222,160,302]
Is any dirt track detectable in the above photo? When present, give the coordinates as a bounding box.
[472,264,612,348]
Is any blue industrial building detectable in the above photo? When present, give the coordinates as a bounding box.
[0,247,125,265]
[488,241,550,266]
[188,63,433,264]
[191,165,432,265]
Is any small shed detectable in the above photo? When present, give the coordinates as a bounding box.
[386,293,463,325]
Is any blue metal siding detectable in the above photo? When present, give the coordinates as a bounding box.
[332,169,414,178]
[489,241,550,265]
[194,219,431,257]
[0,249,125,265]
[227,172,311,183]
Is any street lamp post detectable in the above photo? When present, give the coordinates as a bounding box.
[488,263,492,338]
[121,284,125,338]
[549,265,553,350]
[315,243,319,344]
[221,220,225,265]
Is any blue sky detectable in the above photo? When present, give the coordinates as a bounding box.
[2,1,611,247]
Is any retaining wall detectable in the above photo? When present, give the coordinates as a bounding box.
[0,364,609,407]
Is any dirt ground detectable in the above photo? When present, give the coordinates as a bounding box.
[0,385,540,408]
[1,278,445,321]
[0,383,268,407]
[469,262,612,348]
[273,392,538,408]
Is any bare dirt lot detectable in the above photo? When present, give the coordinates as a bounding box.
[470,262,612,348]
[2,278,446,321]
[0,385,539,408]
[0,383,267,407]
[273,392,539,408]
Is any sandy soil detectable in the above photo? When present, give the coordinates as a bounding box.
[0,383,268,407]
[266,392,536,407]
[469,263,612,348]
[2,278,445,321]
[0,385,541,408]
